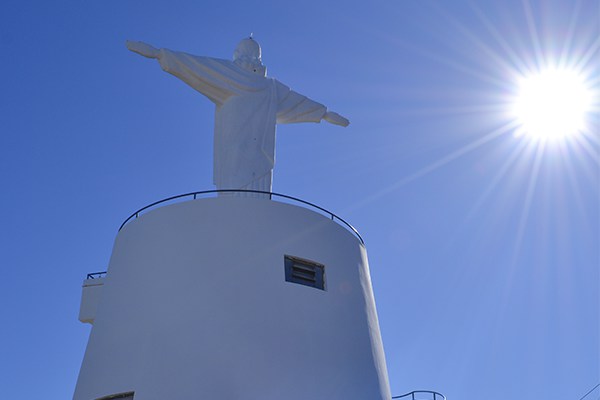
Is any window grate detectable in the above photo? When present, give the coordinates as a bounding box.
[284,255,325,290]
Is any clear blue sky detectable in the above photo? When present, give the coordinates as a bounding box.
[1,1,598,399]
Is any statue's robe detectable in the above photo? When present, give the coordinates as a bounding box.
[158,49,328,191]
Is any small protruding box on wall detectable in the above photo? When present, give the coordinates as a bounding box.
[79,277,105,324]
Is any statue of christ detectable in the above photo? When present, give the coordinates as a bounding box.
[126,37,349,192]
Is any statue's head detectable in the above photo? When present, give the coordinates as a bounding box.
[233,37,267,77]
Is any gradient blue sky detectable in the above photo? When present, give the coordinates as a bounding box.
[1,1,598,399]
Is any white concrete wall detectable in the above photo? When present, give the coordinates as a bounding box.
[74,197,390,400]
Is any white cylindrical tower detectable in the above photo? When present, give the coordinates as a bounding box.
[74,196,391,400]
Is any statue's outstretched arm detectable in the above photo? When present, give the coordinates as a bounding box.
[276,85,351,127]
[323,111,350,127]
[126,40,161,59]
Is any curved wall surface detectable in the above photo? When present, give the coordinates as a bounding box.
[74,197,390,400]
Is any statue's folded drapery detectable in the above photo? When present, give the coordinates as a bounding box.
[158,49,328,191]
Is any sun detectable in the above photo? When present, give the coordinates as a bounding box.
[512,67,593,141]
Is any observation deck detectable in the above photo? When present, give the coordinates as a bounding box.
[75,189,389,400]
[79,190,364,324]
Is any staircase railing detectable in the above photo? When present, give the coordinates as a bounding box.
[392,390,446,400]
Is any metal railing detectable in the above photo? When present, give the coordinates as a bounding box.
[86,271,107,279]
[118,189,364,244]
[392,390,446,400]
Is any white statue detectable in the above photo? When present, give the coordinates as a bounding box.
[126,37,349,192]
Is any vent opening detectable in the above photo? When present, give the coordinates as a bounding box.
[284,255,325,290]
[96,392,134,400]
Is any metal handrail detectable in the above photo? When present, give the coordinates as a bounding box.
[392,390,447,400]
[86,271,107,279]
[118,189,364,244]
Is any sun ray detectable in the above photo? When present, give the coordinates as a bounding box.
[558,0,583,69]
[441,139,531,259]
[521,0,546,68]
[511,139,546,265]
[570,135,600,184]
[368,2,515,90]
[559,138,592,224]
[585,74,600,90]
[377,32,510,89]
[426,1,523,78]
[468,0,532,75]
[465,139,530,222]
[574,35,600,72]
[390,103,509,118]
[574,130,600,162]
[345,120,520,212]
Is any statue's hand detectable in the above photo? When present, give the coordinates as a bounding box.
[323,111,350,127]
[126,40,160,59]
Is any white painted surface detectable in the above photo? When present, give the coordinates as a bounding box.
[74,197,390,400]
[78,278,105,324]
[126,38,349,191]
